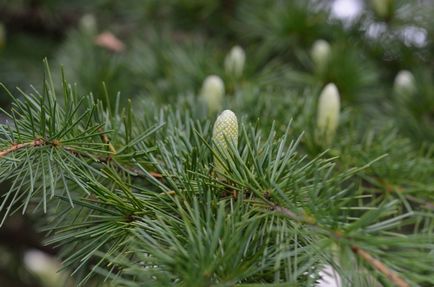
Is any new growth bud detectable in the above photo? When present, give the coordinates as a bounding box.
[200,75,225,113]
[316,83,340,145]
[212,110,238,176]
[311,39,331,69]
[224,45,246,78]
[393,70,416,97]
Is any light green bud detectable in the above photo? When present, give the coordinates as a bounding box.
[316,83,340,145]
[212,110,238,176]
[393,70,416,97]
[200,75,225,113]
[79,14,97,35]
[24,249,65,287]
[224,45,246,78]
[311,39,331,69]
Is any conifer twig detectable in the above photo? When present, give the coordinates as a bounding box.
[351,245,409,287]
[272,204,410,287]
[149,172,163,178]
[0,139,44,158]
[0,137,164,182]
[272,205,317,225]
[0,138,110,164]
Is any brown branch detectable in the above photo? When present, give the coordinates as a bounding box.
[351,246,409,287]
[272,204,410,287]
[149,171,163,178]
[0,137,163,182]
[272,205,300,220]
[0,139,44,158]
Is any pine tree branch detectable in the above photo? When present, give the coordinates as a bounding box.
[0,138,105,161]
[351,246,409,287]
[0,138,162,182]
[0,139,44,158]
[271,204,316,225]
[272,204,410,287]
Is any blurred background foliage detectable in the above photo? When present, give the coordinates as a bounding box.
[0,0,433,286]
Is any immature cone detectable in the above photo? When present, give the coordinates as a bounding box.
[393,70,416,97]
[79,14,97,35]
[212,110,238,176]
[200,75,225,113]
[24,249,64,287]
[224,45,246,78]
[316,83,340,145]
[311,39,331,69]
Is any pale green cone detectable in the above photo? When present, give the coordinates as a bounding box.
[212,110,238,176]
[200,75,225,114]
[393,70,416,98]
[224,45,246,78]
[24,249,67,287]
[311,39,331,70]
[316,83,340,145]
[79,14,97,35]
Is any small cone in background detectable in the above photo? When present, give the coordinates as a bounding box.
[24,249,66,287]
[393,70,416,98]
[212,110,238,176]
[311,39,331,70]
[371,0,394,18]
[79,14,97,35]
[224,45,246,78]
[316,83,340,145]
[0,23,6,48]
[200,75,225,113]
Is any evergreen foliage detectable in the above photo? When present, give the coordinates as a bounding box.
[0,0,433,286]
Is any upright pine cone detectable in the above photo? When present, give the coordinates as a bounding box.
[393,70,416,98]
[224,45,246,78]
[212,110,238,176]
[311,39,331,71]
[200,75,225,114]
[316,83,340,145]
